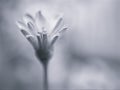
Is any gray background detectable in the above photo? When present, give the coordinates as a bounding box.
[0,0,120,89]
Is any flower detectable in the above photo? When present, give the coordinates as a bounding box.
[16,11,67,63]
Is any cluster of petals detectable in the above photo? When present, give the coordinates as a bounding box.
[16,10,67,61]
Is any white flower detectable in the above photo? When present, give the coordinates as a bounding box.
[16,11,67,62]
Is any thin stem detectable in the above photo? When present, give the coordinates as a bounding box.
[42,61,48,90]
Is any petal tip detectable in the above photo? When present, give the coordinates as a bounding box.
[26,35,34,38]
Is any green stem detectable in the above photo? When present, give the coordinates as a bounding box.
[42,61,48,90]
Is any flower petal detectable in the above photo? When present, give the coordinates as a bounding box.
[20,29,30,36]
[27,22,37,35]
[36,11,46,24]
[23,14,34,25]
[26,35,38,50]
[35,11,46,32]
[16,21,27,30]
[26,35,34,38]
[42,32,48,49]
[50,35,59,47]
[25,13,35,22]
[27,22,34,30]
[58,27,68,34]
[50,17,63,36]
[37,34,42,48]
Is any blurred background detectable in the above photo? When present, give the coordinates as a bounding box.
[0,0,120,89]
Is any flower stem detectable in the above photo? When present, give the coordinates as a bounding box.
[42,61,48,90]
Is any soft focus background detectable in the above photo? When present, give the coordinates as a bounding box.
[0,0,120,90]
